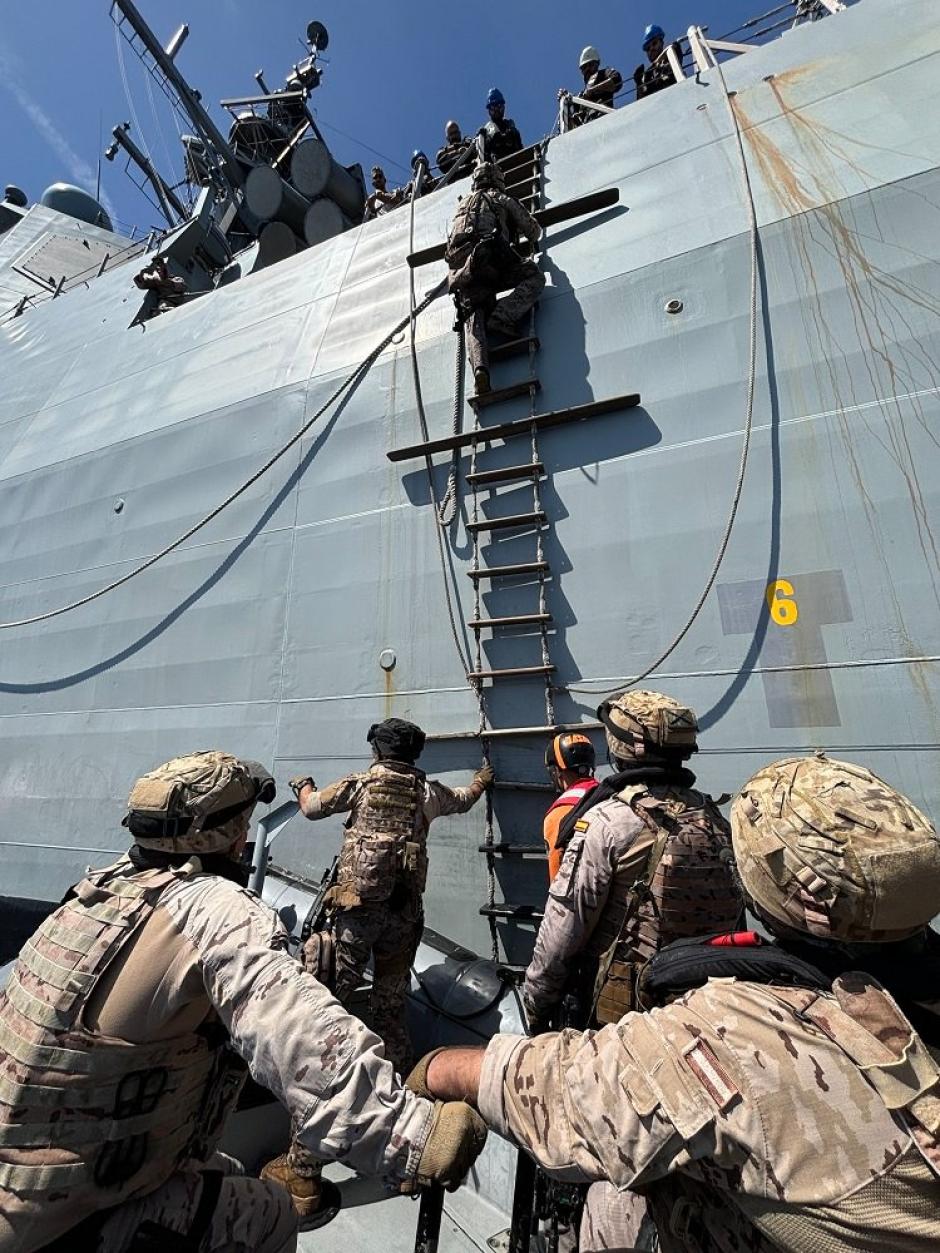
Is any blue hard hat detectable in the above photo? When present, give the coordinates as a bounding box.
[642,24,665,50]
[411,149,428,167]
[486,87,505,107]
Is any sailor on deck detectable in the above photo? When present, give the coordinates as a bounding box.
[436,120,473,180]
[479,87,523,163]
[634,23,680,99]
[133,254,186,318]
[363,165,403,221]
[445,161,544,397]
[559,46,624,127]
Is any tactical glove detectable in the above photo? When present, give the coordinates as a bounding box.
[405,1048,448,1101]
[473,764,495,790]
[411,1101,488,1193]
[289,775,315,799]
[523,998,553,1036]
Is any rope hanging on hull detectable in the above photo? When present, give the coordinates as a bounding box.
[565,54,761,699]
[0,282,446,630]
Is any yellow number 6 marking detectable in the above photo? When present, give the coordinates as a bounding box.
[766,579,798,626]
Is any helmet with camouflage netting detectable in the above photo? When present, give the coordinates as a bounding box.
[731,753,940,942]
[472,161,505,192]
[597,690,698,762]
[123,750,275,855]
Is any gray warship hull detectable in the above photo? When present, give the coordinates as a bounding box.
[2,0,939,964]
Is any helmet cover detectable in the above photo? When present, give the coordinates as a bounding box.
[124,750,272,854]
[732,754,940,942]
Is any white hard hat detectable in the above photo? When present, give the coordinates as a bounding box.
[579,45,600,69]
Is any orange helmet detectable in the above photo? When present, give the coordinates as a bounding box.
[545,732,596,777]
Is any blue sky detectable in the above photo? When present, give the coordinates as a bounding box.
[2,1,764,235]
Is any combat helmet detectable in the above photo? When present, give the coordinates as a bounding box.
[731,754,940,942]
[123,750,275,855]
[472,161,505,192]
[597,690,697,762]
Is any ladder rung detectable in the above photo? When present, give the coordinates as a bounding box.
[468,664,555,680]
[466,510,546,534]
[427,719,601,742]
[467,612,552,630]
[388,392,641,462]
[494,780,555,791]
[469,378,540,411]
[478,843,547,855]
[479,903,545,920]
[496,963,527,983]
[489,335,539,362]
[467,560,549,581]
[466,461,544,487]
[407,186,619,268]
[498,144,541,172]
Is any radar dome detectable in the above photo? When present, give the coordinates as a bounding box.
[39,183,112,231]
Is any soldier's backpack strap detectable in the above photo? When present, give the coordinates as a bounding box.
[590,785,673,1023]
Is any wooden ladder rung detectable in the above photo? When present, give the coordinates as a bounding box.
[498,144,542,173]
[467,560,549,581]
[494,780,555,792]
[388,392,641,462]
[469,378,540,411]
[489,335,539,361]
[465,461,544,487]
[407,186,619,268]
[479,902,545,920]
[477,843,547,855]
[466,510,546,534]
[467,612,552,630]
[468,664,555,680]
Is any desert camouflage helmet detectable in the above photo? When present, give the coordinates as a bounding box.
[123,750,275,854]
[597,690,698,760]
[731,753,940,942]
[472,161,505,191]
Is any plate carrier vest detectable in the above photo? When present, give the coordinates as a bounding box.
[333,760,426,908]
[0,859,246,1229]
[593,782,741,1023]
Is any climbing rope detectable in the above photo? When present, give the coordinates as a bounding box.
[564,52,761,699]
[434,315,464,529]
[0,285,445,630]
[407,189,500,957]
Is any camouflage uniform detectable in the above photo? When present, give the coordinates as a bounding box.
[480,976,940,1252]
[446,180,544,378]
[476,755,940,1252]
[0,753,440,1252]
[524,692,741,1027]
[133,258,186,317]
[300,761,485,1073]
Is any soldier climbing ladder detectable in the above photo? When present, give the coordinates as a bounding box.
[393,145,640,965]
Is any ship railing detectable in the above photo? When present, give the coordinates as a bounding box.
[557,0,849,129]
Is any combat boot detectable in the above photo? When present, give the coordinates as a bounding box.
[474,367,491,395]
[260,1152,323,1220]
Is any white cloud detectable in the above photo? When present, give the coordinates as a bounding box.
[0,50,118,227]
